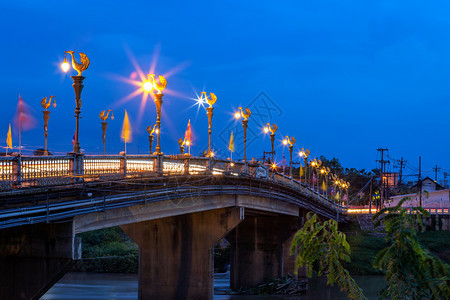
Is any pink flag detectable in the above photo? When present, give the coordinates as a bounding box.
[14,95,36,131]
[313,172,317,184]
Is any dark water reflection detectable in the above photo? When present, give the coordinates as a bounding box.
[42,272,384,299]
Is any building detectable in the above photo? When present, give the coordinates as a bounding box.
[387,177,450,211]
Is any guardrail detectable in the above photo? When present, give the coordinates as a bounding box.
[0,154,346,213]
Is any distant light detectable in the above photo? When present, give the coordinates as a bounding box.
[234,112,241,119]
[299,151,305,157]
[263,127,269,133]
[283,139,288,145]
[230,162,234,167]
[155,128,159,134]
[271,163,276,169]
[210,152,214,157]
[185,140,190,146]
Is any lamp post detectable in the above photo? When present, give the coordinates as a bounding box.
[143,74,167,155]
[201,92,217,157]
[146,124,156,154]
[61,51,90,154]
[99,110,114,155]
[263,123,277,163]
[310,159,322,191]
[282,136,296,177]
[320,166,331,197]
[41,96,56,156]
[234,107,251,162]
[298,148,310,184]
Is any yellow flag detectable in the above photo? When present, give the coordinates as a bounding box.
[6,124,12,149]
[121,110,132,143]
[322,179,327,191]
[228,131,235,152]
[299,165,304,177]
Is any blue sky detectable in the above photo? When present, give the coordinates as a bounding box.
[1,1,450,181]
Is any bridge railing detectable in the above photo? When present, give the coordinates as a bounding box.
[0,154,345,212]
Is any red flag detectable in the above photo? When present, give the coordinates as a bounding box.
[14,95,36,131]
[184,119,191,144]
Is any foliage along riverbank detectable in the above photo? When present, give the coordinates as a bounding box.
[73,225,450,275]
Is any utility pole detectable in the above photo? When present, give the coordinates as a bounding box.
[395,157,407,186]
[376,148,390,209]
[419,156,422,207]
[432,164,440,183]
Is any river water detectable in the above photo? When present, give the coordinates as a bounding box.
[42,272,384,299]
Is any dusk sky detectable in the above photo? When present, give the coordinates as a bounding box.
[1,1,450,182]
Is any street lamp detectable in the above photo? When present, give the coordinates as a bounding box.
[61,51,90,154]
[310,159,322,191]
[298,148,310,184]
[143,74,167,154]
[263,123,277,163]
[282,136,296,177]
[320,166,331,197]
[234,107,251,162]
[201,91,217,157]
[146,124,156,154]
[41,96,56,156]
[99,110,114,155]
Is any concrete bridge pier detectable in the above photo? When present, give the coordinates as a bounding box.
[0,221,76,300]
[228,214,301,290]
[121,207,243,300]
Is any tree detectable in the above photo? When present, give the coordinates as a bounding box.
[373,198,450,299]
[290,213,366,300]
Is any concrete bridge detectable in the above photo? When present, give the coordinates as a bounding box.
[0,154,346,299]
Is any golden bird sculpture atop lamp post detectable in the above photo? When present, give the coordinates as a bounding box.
[99,110,114,155]
[41,96,56,156]
[143,74,167,155]
[282,136,296,177]
[263,123,278,163]
[61,51,90,154]
[298,148,310,184]
[146,124,157,155]
[201,91,217,157]
[234,107,251,162]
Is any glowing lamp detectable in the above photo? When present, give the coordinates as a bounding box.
[61,56,70,72]
[234,112,241,119]
[263,127,269,133]
[299,151,305,157]
[185,140,190,146]
[143,80,153,92]
[283,139,288,145]
[210,152,214,157]
[155,128,159,134]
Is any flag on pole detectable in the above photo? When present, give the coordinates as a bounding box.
[228,131,235,152]
[121,110,132,143]
[299,165,304,177]
[331,187,334,197]
[184,119,191,144]
[322,179,326,191]
[14,95,36,131]
[71,132,75,145]
[6,124,12,149]
[313,172,317,184]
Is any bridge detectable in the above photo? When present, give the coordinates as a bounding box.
[0,154,346,299]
